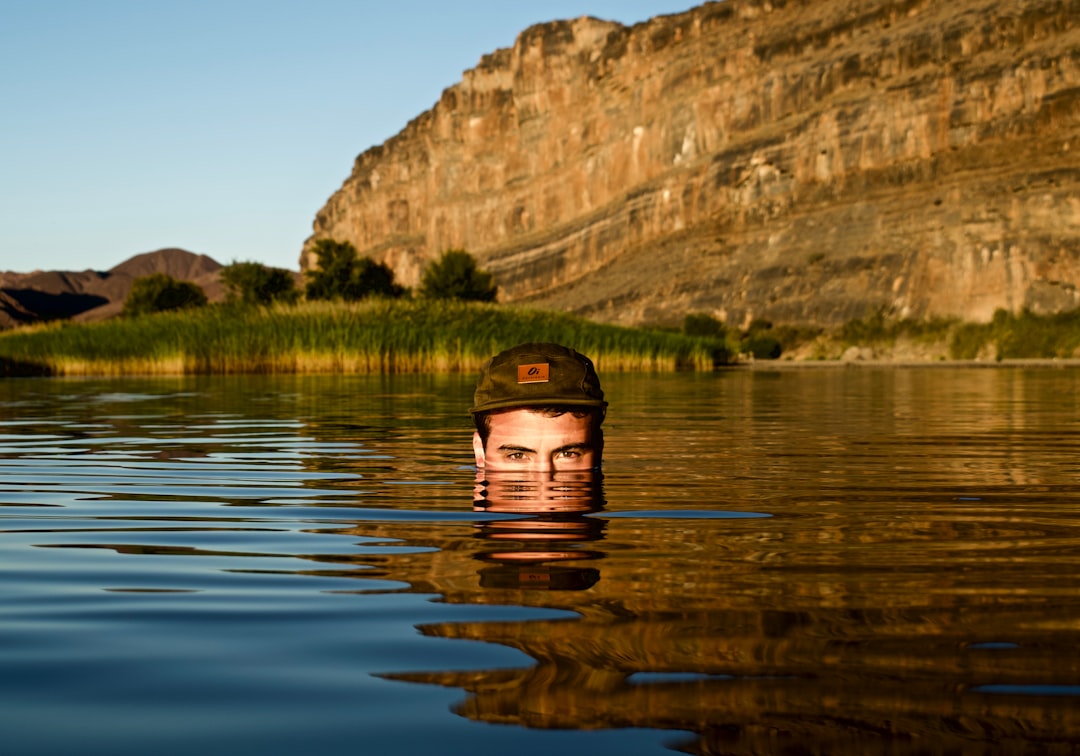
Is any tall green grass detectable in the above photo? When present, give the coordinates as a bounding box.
[0,300,727,376]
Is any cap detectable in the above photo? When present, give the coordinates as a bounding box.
[470,342,606,414]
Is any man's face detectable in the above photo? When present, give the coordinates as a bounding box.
[473,409,598,472]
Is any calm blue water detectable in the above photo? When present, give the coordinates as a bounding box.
[3,368,1080,754]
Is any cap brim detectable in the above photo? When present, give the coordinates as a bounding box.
[469,397,608,414]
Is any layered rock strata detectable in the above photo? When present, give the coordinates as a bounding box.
[305,0,1080,328]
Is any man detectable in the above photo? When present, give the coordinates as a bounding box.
[470,342,606,473]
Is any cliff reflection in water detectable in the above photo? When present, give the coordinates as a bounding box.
[360,490,1080,754]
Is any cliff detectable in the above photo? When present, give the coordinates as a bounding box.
[305,0,1080,329]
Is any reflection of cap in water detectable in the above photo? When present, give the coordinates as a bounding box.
[478,564,600,591]
[470,342,606,414]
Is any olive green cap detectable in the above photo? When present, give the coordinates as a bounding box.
[470,342,606,414]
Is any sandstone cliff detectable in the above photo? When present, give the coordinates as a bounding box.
[305,0,1080,328]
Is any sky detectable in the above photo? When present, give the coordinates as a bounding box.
[0,0,699,274]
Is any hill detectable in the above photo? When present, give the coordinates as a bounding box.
[0,249,224,329]
[303,0,1080,330]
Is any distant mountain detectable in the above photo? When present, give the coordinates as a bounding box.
[0,248,226,329]
[110,249,222,282]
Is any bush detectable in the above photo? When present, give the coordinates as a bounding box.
[353,257,404,299]
[840,309,891,344]
[683,312,724,338]
[221,261,298,306]
[124,274,208,317]
[741,320,782,359]
[420,249,497,302]
[949,322,990,359]
[304,239,403,301]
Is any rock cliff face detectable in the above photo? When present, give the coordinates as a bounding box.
[305,0,1080,328]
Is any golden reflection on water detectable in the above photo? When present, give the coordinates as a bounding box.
[355,503,1080,754]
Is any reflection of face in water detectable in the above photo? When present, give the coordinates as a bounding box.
[474,468,604,514]
[473,468,606,591]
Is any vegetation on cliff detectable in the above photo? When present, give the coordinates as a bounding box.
[0,299,728,376]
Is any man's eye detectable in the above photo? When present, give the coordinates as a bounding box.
[556,449,581,459]
[505,452,529,461]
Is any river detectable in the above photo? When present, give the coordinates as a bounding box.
[2,367,1079,754]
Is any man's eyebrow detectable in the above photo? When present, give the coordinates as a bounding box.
[552,443,592,455]
[496,444,537,454]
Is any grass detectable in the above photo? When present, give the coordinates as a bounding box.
[0,299,728,376]
[824,306,1080,361]
[840,309,958,347]
[950,308,1080,360]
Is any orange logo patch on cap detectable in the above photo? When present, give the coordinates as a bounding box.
[517,363,550,384]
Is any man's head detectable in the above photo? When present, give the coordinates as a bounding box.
[471,343,606,472]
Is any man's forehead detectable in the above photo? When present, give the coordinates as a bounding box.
[487,408,592,432]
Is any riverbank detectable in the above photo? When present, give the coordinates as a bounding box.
[750,307,1080,366]
[0,300,726,376]
[737,356,1080,369]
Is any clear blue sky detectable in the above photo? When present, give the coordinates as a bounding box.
[0,1,698,273]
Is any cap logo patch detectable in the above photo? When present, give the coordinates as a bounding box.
[517,363,550,384]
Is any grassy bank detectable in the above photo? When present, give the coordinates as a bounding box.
[949,308,1080,360]
[764,307,1080,362]
[0,300,728,376]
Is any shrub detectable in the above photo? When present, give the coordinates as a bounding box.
[744,334,782,359]
[771,323,823,351]
[840,308,891,344]
[221,261,298,306]
[683,312,724,338]
[741,320,782,359]
[949,322,990,359]
[353,257,404,299]
[124,274,208,317]
[304,239,403,301]
[420,249,497,302]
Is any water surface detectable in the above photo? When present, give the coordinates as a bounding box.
[3,368,1080,754]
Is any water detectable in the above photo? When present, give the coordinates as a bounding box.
[3,368,1080,755]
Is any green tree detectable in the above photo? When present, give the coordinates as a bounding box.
[419,249,497,302]
[353,256,403,298]
[221,261,298,305]
[304,239,402,300]
[124,273,208,317]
